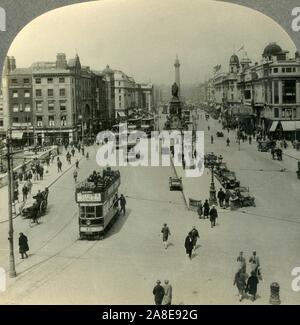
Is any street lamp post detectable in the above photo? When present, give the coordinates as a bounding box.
[6,129,17,277]
[209,163,217,205]
[78,115,84,144]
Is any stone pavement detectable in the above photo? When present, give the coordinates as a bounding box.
[0,147,85,223]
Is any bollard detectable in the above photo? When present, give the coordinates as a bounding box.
[269,282,281,305]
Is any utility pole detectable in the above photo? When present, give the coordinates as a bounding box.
[6,128,17,277]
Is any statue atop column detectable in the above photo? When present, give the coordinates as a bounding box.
[171,82,179,99]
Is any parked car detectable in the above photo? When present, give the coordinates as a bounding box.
[204,152,217,168]
[229,186,256,209]
[220,170,240,189]
[214,162,229,177]
[169,176,183,191]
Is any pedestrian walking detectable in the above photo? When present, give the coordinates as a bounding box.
[19,232,29,259]
[57,159,62,172]
[234,269,248,302]
[203,199,210,219]
[249,136,252,145]
[82,147,85,156]
[249,251,261,278]
[86,152,89,159]
[162,280,172,305]
[75,159,79,169]
[217,188,225,207]
[73,169,78,183]
[211,135,214,144]
[190,226,199,250]
[119,194,126,215]
[224,189,231,208]
[71,148,75,157]
[237,251,246,272]
[161,223,171,249]
[245,271,259,301]
[185,232,194,259]
[153,280,165,305]
[226,137,230,147]
[209,205,218,228]
[197,202,203,218]
[22,184,28,202]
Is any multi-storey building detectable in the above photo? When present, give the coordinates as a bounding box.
[207,42,300,139]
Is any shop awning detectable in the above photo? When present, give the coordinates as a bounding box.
[281,121,297,131]
[11,130,24,139]
[269,121,279,132]
[117,111,126,117]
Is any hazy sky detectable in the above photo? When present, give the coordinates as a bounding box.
[8,0,296,84]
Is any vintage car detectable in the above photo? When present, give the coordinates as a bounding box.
[216,131,224,137]
[271,148,283,161]
[219,170,240,189]
[21,191,48,223]
[214,162,229,178]
[169,176,183,191]
[229,186,256,209]
[257,141,270,152]
[204,152,218,168]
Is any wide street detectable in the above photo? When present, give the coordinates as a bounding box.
[0,111,300,304]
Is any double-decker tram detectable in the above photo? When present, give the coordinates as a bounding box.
[75,168,121,240]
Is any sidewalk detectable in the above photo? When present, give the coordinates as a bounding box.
[0,147,85,223]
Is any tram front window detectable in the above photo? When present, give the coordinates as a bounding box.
[80,206,103,218]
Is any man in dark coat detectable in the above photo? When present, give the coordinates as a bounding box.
[119,194,126,215]
[161,223,171,249]
[153,280,165,305]
[224,189,231,208]
[19,233,29,259]
[246,271,259,301]
[185,232,194,259]
[203,199,210,219]
[209,205,218,228]
[217,188,225,207]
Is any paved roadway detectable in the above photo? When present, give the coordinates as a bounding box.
[0,111,299,304]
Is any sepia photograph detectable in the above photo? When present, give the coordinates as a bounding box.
[0,0,299,306]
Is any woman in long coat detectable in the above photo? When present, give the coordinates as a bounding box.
[203,200,210,219]
[162,280,172,305]
[19,233,29,259]
[185,232,194,259]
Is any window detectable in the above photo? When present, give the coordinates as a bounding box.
[37,116,43,127]
[0,120,3,127]
[119,89,121,93]
[12,90,18,98]
[13,117,19,123]
[273,68,278,73]
[293,67,296,72]
[282,108,294,119]
[24,104,31,112]
[24,116,31,123]
[61,116,67,126]
[36,101,43,112]
[282,68,286,73]
[48,116,55,126]
[244,90,251,100]
[24,90,30,98]
[23,78,30,84]
[48,101,55,111]
[35,78,41,84]
[11,79,18,84]
[59,100,66,111]
[119,95,122,101]
[12,104,19,112]
[47,77,53,83]
[36,89,42,97]
[274,81,279,104]
[286,67,292,73]
[59,77,65,83]
[274,107,279,118]
[59,88,66,97]
[47,89,54,97]
[282,80,296,104]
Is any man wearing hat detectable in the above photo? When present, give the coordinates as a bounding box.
[209,205,218,228]
[161,223,171,249]
[152,280,165,305]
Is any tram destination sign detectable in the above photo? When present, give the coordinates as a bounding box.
[76,192,102,203]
